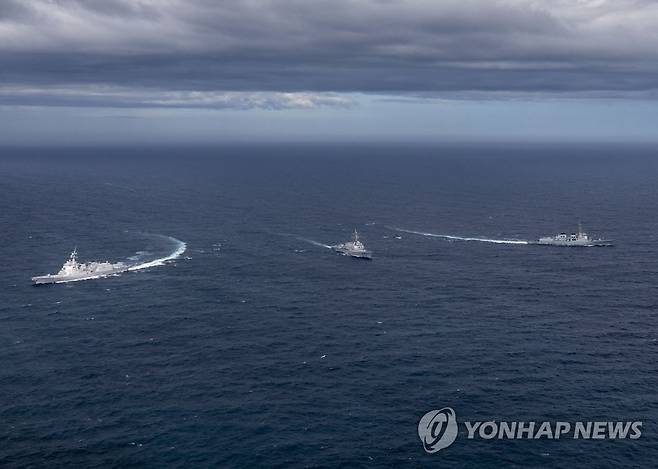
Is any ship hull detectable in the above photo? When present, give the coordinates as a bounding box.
[31,268,129,285]
[32,276,59,285]
[332,247,372,259]
[533,239,613,247]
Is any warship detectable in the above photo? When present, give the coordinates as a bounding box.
[32,249,128,285]
[332,230,372,259]
[535,223,612,247]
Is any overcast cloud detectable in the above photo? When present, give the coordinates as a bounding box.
[2,0,658,108]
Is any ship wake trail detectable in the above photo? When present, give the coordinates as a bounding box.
[387,227,529,245]
[295,236,333,249]
[127,236,187,271]
[271,232,333,250]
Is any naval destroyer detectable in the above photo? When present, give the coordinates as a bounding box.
[535,223,612,247]
[32,249,129,285]
[332,230,372,259]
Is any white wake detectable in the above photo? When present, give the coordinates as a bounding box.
[388,227,529,245]
[128,236,187,271]
[295,236,333,249]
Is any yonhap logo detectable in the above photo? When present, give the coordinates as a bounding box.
[418,407,458,453]
[418,406,643,455]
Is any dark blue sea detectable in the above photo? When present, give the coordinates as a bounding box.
[1,143,657,468]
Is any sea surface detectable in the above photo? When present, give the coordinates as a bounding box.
[1,143,657,468]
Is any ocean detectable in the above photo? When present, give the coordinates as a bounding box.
[1,143,657,467]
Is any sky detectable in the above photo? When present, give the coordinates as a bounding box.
[1,0,658,144]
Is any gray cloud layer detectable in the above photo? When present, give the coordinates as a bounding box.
[2,0,658,107]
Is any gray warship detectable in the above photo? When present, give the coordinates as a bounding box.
[535,223,612,247]
[32,249,128,285]
[332,230,372,259]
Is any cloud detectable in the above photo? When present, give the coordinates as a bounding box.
[0,85,354,109]
[1,0,658,107]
